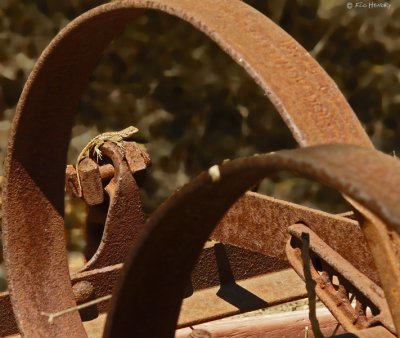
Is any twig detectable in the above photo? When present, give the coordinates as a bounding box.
[301,232,324,338]
[305,325,309,338]
[41,294,112,323]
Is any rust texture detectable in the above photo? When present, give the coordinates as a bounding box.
[78,158,104,204]
[65,141,151,203]
[176,308,346,338]
[350,327,397,338]
[213,192,378,283]
[0,263,123,336]
[190,243,289,290]
[350,201,400,334]
[78,142,146,271]
[0,292,17,336]
[179,269,306,328]
[72,281,97,322]
[1,0,394,336]
[286,224,395,334]
[104,145,400,337]
[189,329,212,338]
[72,281,95,305]
[0,264,306,336]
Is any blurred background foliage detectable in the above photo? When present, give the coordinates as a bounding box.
[0,0,399,287]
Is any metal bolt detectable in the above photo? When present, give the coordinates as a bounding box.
[72,281,95,304]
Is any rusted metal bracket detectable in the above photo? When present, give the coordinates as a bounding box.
[212,192,379,284]
[286,223,395,334]
[65,141,151,204]
[75,142,148,271]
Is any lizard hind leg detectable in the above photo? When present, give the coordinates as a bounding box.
[110,139,126,156]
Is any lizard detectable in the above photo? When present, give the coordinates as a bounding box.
[75,126,139,197]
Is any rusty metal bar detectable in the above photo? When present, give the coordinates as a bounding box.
[82,309,357,338]
[343,326,397,338]
[179,268,306,327]
[212,192,378,283]
[176,308,346,338]
[0,236,298,336]
[286,223,395,334]
[189,242,290,290]
[0,263,122,336]
[0,267,306,336]
[349,199,400,335]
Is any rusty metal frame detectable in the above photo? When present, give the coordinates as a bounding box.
[1,0,392,337]
[286,223,395,334]
[104,145,400,337]
[0,190,385,336]
[212,192,379,283]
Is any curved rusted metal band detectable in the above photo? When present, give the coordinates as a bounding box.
[104,145,400,337]
[3,0,372,336]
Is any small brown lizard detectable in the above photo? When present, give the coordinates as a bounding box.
[75,126,139,196]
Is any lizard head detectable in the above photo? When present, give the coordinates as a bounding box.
[120,126,139,137]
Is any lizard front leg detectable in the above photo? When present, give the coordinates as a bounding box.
[93,137,125,163]
[94,146,103,162]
